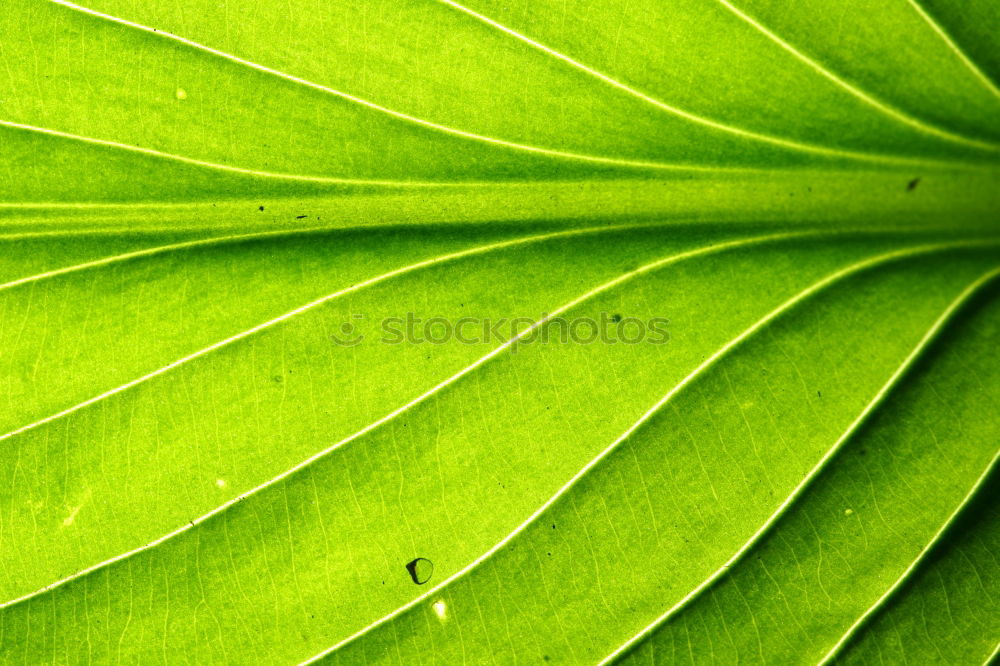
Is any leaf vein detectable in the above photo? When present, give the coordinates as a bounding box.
[0,224,638,448]
[39,0,759,174]
[599,262,1000,665]
[0,229,328,294]
[304,240,997,664]
[0,229,805,614]
[902,0,1000,101]
[435,0,986,165]
[713,0,1000,151]
[818,449,1000,663]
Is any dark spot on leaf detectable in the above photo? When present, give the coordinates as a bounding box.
[258,205,264,211]
[405,557,433,585]
[272,375,282,383]
[296,215,308,219]
[817,390,821,398]
[611,313,622,323]
[907,178,921,191]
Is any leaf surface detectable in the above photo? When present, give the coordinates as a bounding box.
[1,0,998,664]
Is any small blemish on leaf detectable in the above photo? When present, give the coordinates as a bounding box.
[258,205,265,212]
[432,599,447,621]
[175,88,187,100]
[907,178,921,191]
[405,557,433,584]
[62,505,81,527]
[216,479,227,489]
[844,508,854,516]
[296,215,308,219]
[61,488,91,527]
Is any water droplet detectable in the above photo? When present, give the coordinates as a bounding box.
[175,88,187,100]
[405,557,433,585]
[432,599,447,621]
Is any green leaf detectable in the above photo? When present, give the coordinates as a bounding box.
[1,0,998,664]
